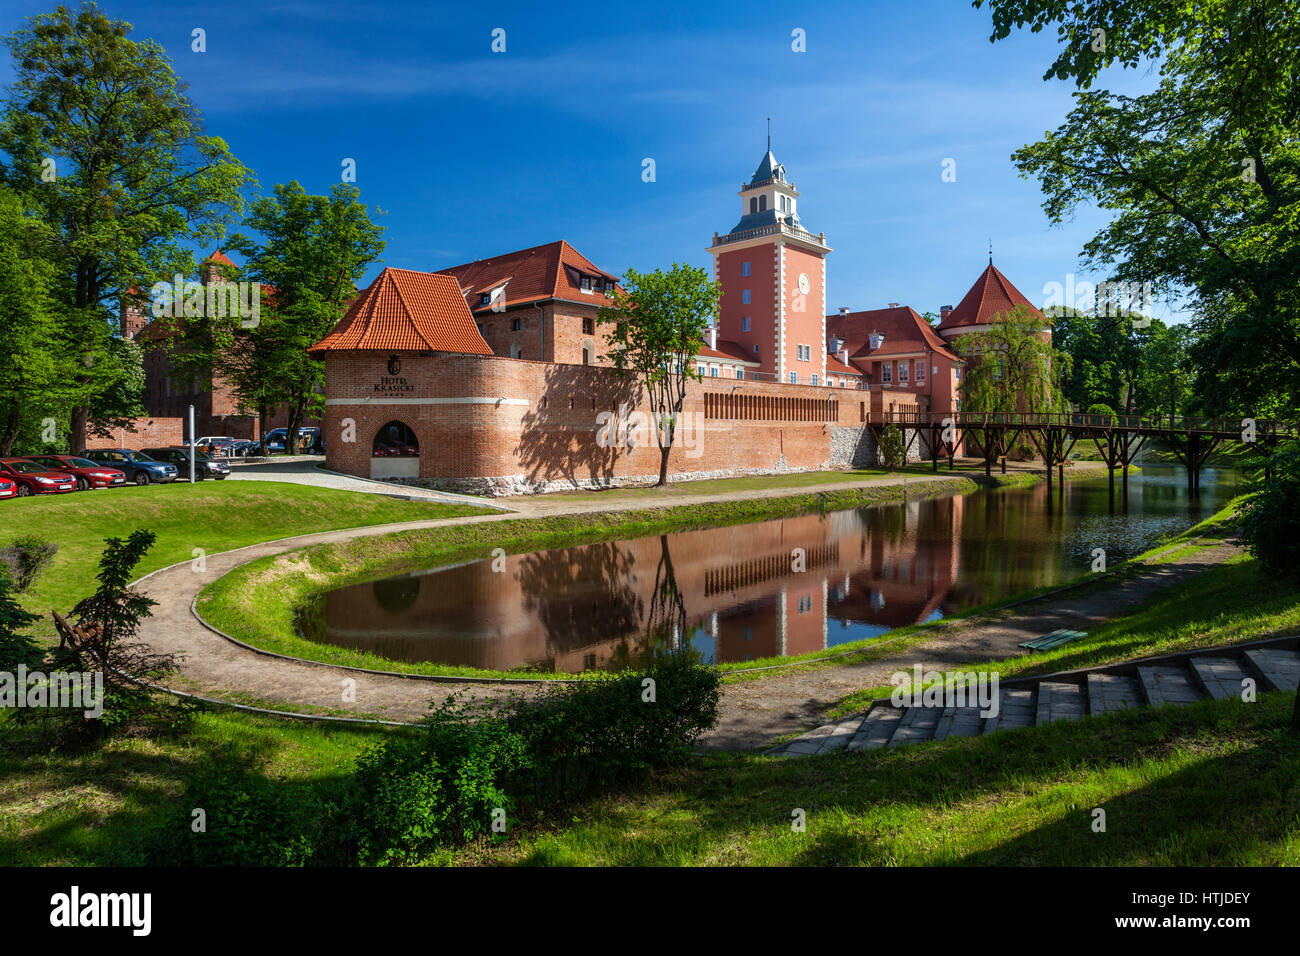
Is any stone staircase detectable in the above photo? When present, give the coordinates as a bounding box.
[767,636,1300,757]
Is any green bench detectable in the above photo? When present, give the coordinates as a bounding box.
[1018,628,1087,652]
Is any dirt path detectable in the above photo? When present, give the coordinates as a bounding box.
[133,459,1227,746]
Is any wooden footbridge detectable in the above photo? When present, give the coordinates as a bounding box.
[876,411,1296,502]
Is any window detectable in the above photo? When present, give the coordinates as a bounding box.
[811,373,819,386]
[741,261,751,277]
[710,366,719,377]
[750,197,757,214]
[797,344,812,361]
[480,293,490,305]
[582,317,594,335]
[511,318,521,331]
[741,290,751,305]
[753,344,760,354]
[955,366,962,381]
[915,361,925,383]
[580,276,591,291]
[736,369,745,380]
[789,371,797,384]
[899,361,909,382]
[760,195,767,211]
[741,316,750,332]
[697,365,705,376]
[882,363,893,383]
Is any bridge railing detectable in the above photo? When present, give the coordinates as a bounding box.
[878,410,1297,437]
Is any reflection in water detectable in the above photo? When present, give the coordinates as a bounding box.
[299,465,1238,673]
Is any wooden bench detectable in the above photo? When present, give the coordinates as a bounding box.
[1018,628,1087,652]
[51,610,102,650]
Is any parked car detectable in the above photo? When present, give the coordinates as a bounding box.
[265,427,321,453]
[0,477,15,500]
[83,449,179,485]
[26,454,127,491]
[0,458,76,496]
[193,436,237,455]
[142,446,230,480]
[223,439,258,457]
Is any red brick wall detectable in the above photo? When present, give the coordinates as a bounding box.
[320,351,863,494]
[84,418,185,451]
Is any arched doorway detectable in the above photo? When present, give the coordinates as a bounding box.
[371,420,420,479]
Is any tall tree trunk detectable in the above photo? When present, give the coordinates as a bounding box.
[70,405,89,455]
[657,446,669,487]
[0,403,20,456]
[258,404,271,455]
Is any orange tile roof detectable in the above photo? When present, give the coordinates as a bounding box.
[938,262,1044,331]
[205,249,237,266]
[308,268,492,356]
[437,240,618,312]
[827,305,960,363]
[824,354,863,376]
[697,338,759,364]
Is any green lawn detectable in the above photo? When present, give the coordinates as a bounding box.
[0,481,489,637]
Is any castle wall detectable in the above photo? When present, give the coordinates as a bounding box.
[321,351,918,495]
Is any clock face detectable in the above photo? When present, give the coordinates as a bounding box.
[797,272,811,295]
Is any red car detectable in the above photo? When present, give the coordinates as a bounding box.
[0,458,76,496]
[0,477,14,500]
[27,455,127,491]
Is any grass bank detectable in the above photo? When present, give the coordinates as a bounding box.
[0,481,490,639]
[197,471,1043,681]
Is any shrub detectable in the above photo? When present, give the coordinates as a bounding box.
[0,536,57,593]
[0,569,42,673]
[1238,441,1300,585]
[1086,403,1117,422]
[505,649,721,800]
[877,424,906,469]
[348,708,529,865]
[143,766,322,866]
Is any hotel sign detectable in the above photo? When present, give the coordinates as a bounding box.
[374,355,415,396]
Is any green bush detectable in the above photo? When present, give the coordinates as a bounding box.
[1239,442,1300,584]
[877,424,906,469]
[143,766,323,866]
[0,536,57,593]
[1086,403,1117,422]
[506,649,721,800]
[0,570,41,673]
[348,710,529,865]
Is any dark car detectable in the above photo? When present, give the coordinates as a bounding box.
[27,454,127,491]
[83,449,179,485]
[142,446,230,480]
[0,458,76,496]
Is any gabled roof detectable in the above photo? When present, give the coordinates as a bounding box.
[204,249,236,267]
[827,305,960,363]
[437,240,618,313]
[938,262,1044,331]
[824,354,864,376]
[307,268,492,356]
[697,339,760,365]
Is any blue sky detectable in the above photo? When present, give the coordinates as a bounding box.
[0,0,1176,320]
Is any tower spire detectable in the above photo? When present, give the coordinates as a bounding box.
[767,117,771,151]
[988,238,993,264]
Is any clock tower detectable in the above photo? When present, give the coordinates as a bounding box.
[708,146,831,384]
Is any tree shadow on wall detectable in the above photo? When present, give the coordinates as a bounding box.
[514,363,643,489]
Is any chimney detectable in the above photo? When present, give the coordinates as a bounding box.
[838,306,850,316]
[839,348,848,366]
[940,305,953,320]
[708,325,717,350]
[888,302,899,309]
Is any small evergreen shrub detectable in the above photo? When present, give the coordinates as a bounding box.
[0,536,57,592]
[0,569,42,673]
[877,424,906,469]
[1238,441,1300,585]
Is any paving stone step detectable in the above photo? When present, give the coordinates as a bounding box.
[934,705,987,741]
[817,716,868,754]
[848,705,904,751]
[1137,664,1206,707]
[985,688,1036,732]
[1036,681,1084,724]
[1086,673,1143,715]
[1244,649,1300,692]
[889,705,942,747]
[1189,657,1252,701]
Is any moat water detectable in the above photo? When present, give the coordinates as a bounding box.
[297,464,1239,673]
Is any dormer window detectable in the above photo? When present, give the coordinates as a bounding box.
[581,276,591,291]
[480,293,491,305]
